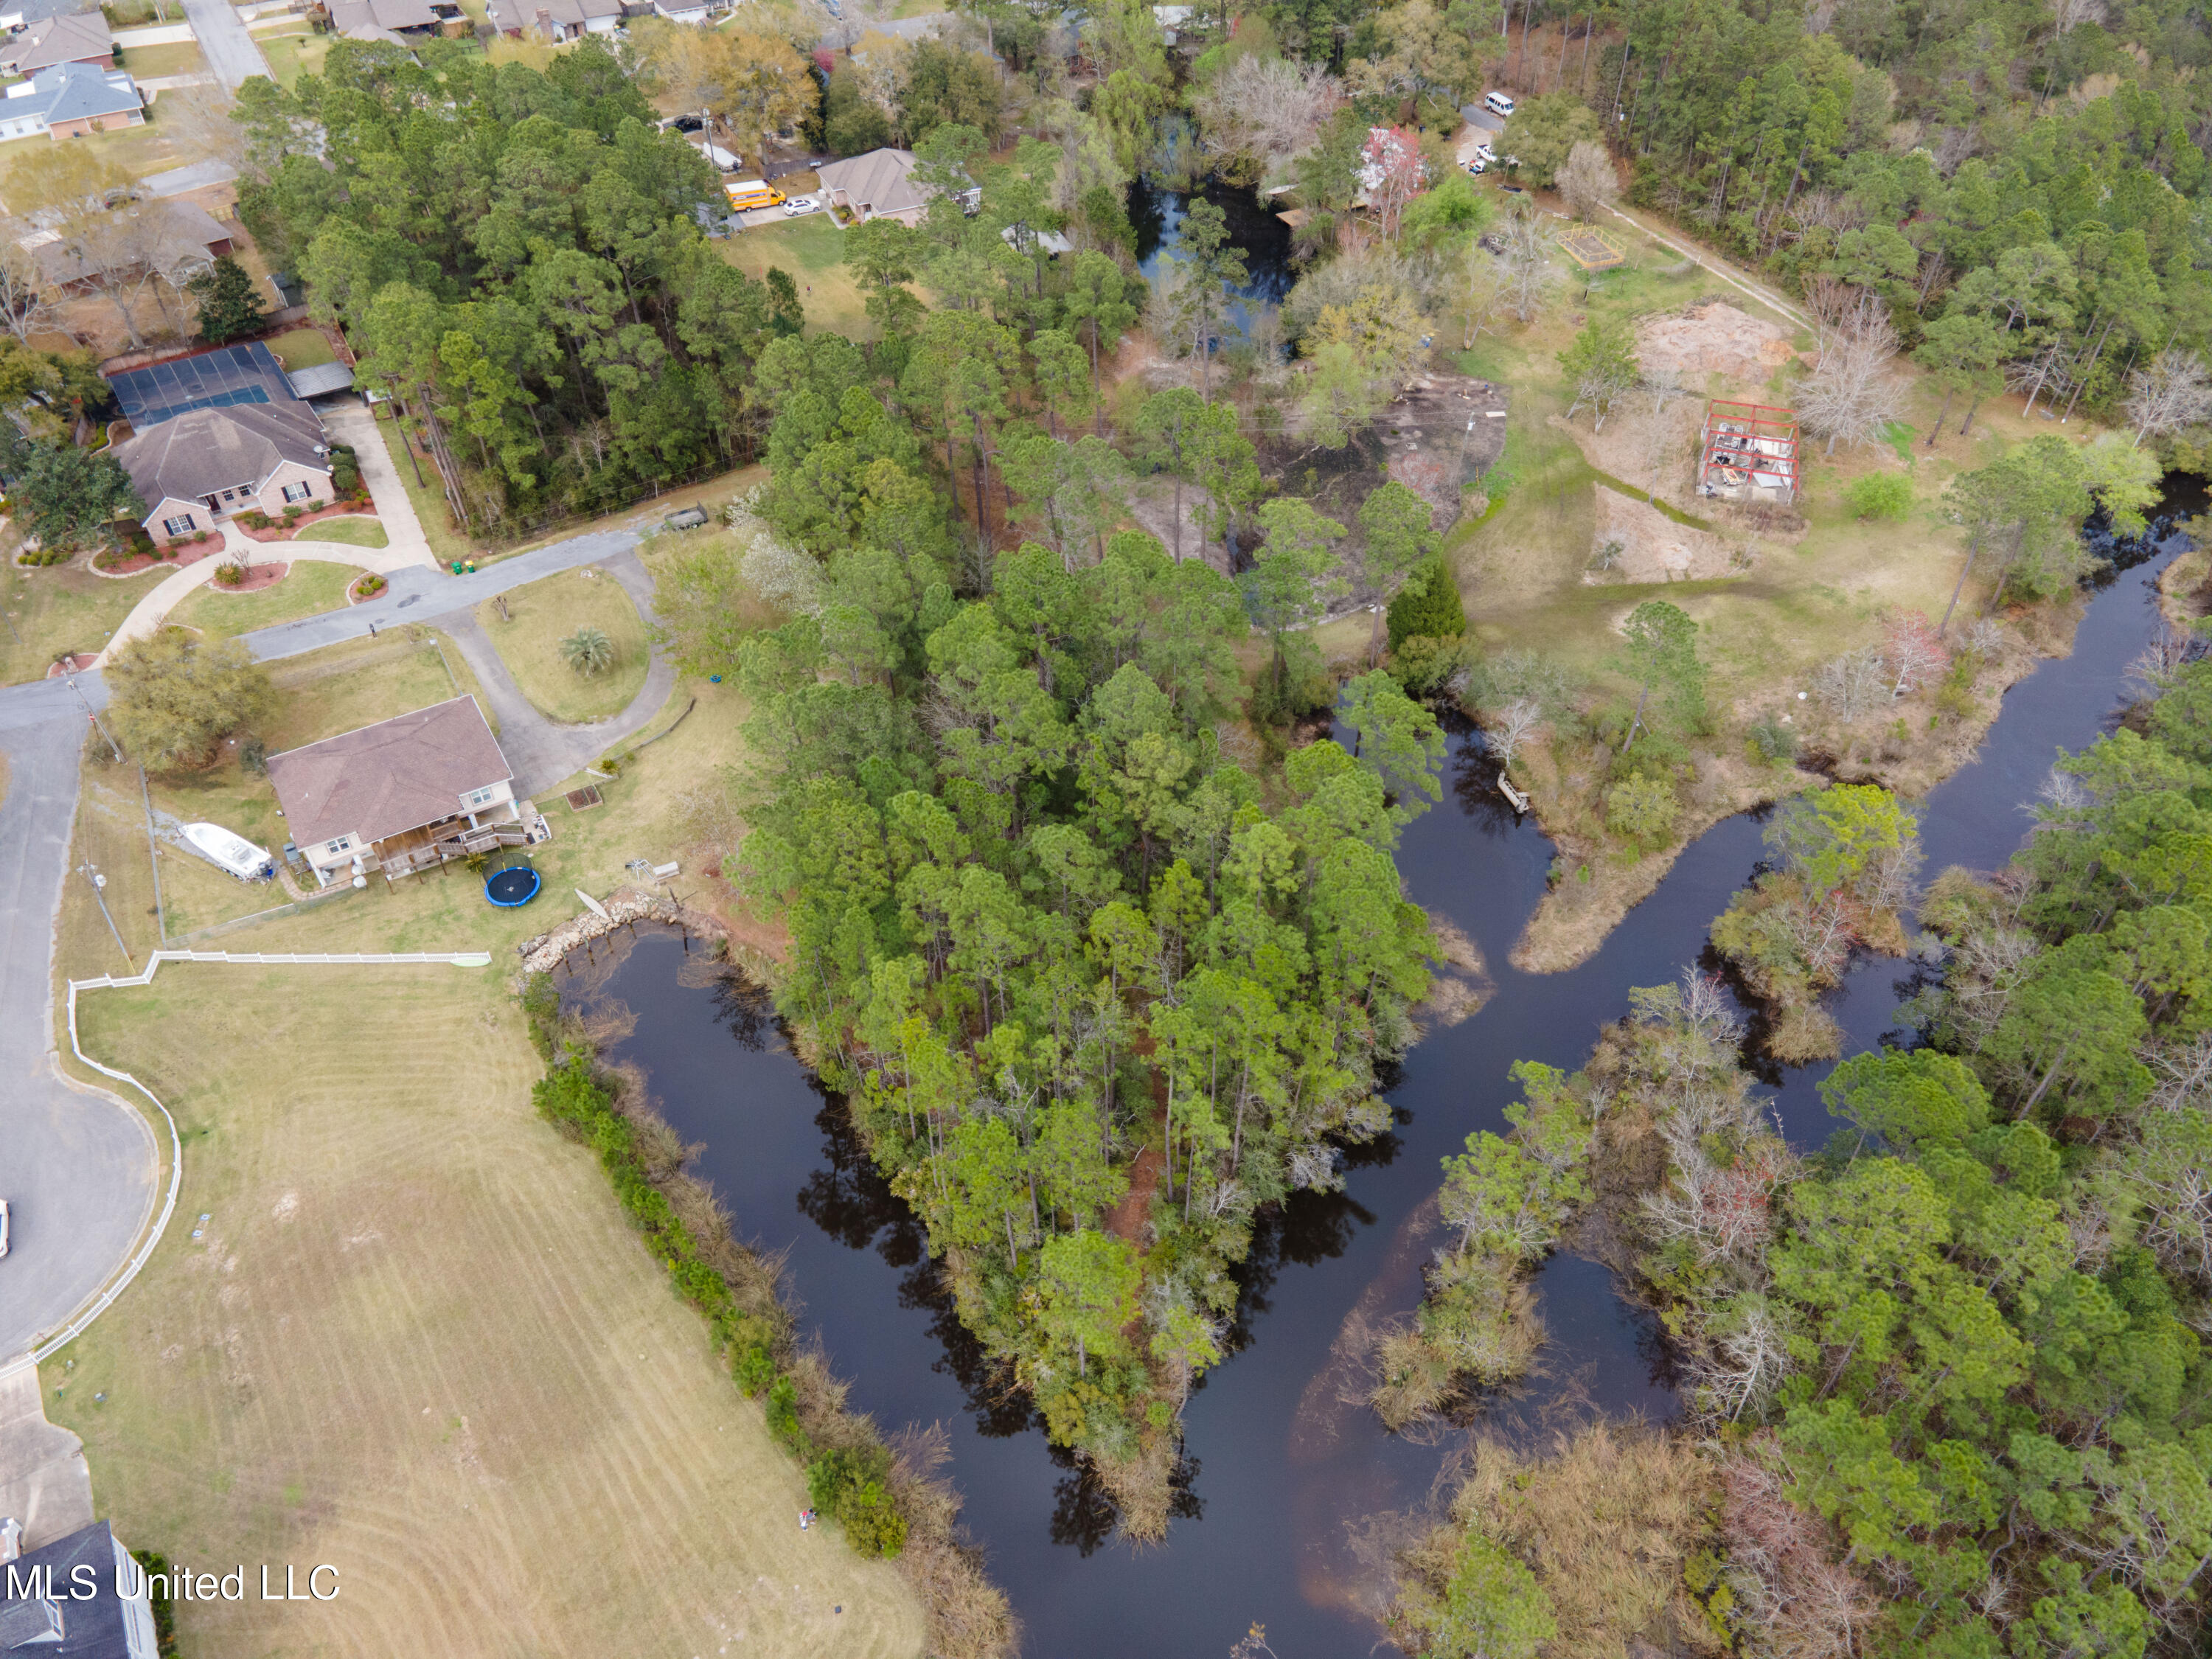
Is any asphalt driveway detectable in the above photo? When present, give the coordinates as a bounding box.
[175,0,271,90]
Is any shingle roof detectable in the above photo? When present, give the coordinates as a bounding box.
[268,697,513,849]
[10,58,137,125]
[112,400,328,513]
[0,10,111,72]
[0,1522,140,1659]
[326,0,438,27]
[816,147,925,217]
[484,0,618,28]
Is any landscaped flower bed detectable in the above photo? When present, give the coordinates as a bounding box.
[209,560,291,594]
[348,571,387,602]
[89,537,220,577]
[233,495,378,541]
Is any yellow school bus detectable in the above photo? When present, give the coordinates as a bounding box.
[723,179,786,211]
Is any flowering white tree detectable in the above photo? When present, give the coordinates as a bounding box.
[2124,347,2212,451]
[1358,125,1427,243]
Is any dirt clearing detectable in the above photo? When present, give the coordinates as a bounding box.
[1635,298,1800,388]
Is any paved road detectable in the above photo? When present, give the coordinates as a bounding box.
[175,0,270,90]
[0,716,158,1369]
[0,518,658,1365]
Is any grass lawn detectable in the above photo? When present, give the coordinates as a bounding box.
[167,560,366,641]
[0,556,168,685]
[720,215,869,338]
[476,566,650,723]
[296,514,388,549]
[46,961,925,1658]
[63,647,745,972]
[112,630,490,939]
[262,324,337,372]
[116,38,204,77]
[256,29,326,87]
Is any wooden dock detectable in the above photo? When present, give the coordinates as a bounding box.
[1498,772,1529,814]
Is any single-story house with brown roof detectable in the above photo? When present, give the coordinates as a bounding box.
[815,146,978,226]
[114,400,335,546]
[266,696,535,883]
[0,9,111,74]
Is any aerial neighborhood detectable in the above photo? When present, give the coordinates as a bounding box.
[0,0,2210,1655]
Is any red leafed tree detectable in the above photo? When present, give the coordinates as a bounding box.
[1885,610,1949,698]
[1359,126,1427,242]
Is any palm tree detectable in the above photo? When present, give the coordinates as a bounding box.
[560,626,613,677]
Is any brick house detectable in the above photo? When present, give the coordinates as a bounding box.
[0,58,139,142]
[0,11,114,75]
[114,403,334,545]
[104,341,338,546]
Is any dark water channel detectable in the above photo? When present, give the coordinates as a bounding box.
[1130,177,1296,341]
[566,494,2198,1657]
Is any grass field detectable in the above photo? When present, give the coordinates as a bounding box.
[167,561,366,641]
[46,962,926,1658]
[297,515,389,549]
[0,556,169,685]
[262,325,337,372]
[256,29,327,87]
[115,39,204,77]
[476,566,650,723]
[720,216,869,338]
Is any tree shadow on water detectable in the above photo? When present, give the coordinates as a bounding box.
[712,971,779,1051]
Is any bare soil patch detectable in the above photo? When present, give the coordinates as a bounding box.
[1587,486,1738,583]
[1634,298,1800,388]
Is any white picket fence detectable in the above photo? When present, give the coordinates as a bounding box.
[20,949,491,1368]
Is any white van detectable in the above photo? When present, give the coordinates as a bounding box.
[1484,91,1516,118]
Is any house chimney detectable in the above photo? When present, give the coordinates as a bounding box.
[0,1517,21,1563]
[534,5,552,31]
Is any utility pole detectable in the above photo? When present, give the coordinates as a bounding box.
[81,860,132,971]
[64,674,119,762]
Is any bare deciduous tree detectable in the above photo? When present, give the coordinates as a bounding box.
[0,242,54,342]
[1192,55,1342,172]
[1461,246,1510,348]
[1486,697,1543,769]
[1813,644,1888,721]
[1797,315,1905,456]
[2124,347,2212,451]
[1556,139,1619,222]
[1499,198,1557,324]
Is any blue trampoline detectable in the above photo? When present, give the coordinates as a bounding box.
[485,865,541,908]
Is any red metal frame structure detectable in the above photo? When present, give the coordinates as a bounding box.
[1698,400,1801,501]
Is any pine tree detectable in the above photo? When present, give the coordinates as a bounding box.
[187,255,269,345]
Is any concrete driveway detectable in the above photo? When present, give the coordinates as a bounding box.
[0,715,158,1368]
[175,0,271,89]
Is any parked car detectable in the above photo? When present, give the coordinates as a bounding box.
[1483,90,1516,117]
[664,506,709,531]
[1465,157,1487,174]
[1475,141,1495,161]
[782,195,820,217]
[1,1199,11,1259]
